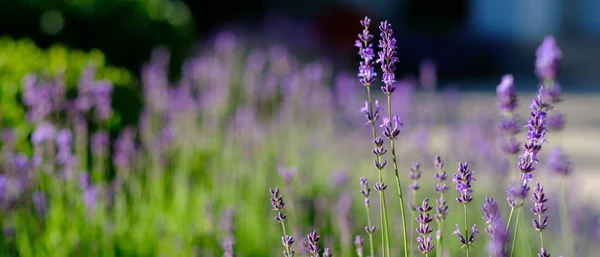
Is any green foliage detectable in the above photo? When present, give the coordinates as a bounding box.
[0,37,135,152]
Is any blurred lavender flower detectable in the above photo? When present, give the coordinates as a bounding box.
[482,197,501,236]
[535,35,562,81]
[538,248,551,257]
[56,129,76,179]
[90,80,113,121]
[415,198,434,254]
[278,166,297,185]
[222,239,234,257]
[506,183,530,208]
[496,75,517,115]
[83,185,99,212]
[31,122,56,146]
[547,113,565,131]
[91,131,109,157]
[306,230,321,256]
[409,162,421,210]
[323,248,332,257]
[113,127,136,170]
[22,74,53,123]
[548,147,573,176]
[354,235,364,257]
[486,216,509,257]
[33,191,46,216]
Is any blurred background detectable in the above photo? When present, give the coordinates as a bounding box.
[2,0,600,88]
[1,1,600,256]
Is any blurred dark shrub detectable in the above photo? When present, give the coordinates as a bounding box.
[0,37,140,153]
[0,0,195,76]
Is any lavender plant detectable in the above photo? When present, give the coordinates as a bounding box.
[360,177,376,257]
[452,162,477,256]
[433,156,449,256]
[415,198,434,256]
[270,187,295,257]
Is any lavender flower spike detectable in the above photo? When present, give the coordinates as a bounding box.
[453,162,475,204]
[377,20,399,95]
[415,198,434,254]
[453,224,479,247]
[269,187,294,257]
[356,16,377,87]
[535,35,562,81]
[531,183,549,232]
[306,230,321,257]
[548,147,572,176]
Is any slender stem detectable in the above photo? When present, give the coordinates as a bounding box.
[539,228,544,249]
[281,222,292,255]
[366,205,376,257]
[509,208,522,257]
[464,204,470,257]
[505,207,515,235]
[559,178,574,256]
[367,87,390,257]
[387,93,410,257]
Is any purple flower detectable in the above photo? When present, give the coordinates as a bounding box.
[306,230,321,256]
[538,248,551,257]
[409,162,421,192]
[548,147,573,176]
[91,131,109,157]
[356,17,377,87]
[535,35,562,80]
[453,224,479,246]
[354,235,364,257]
[415,198,435,254]
[360,100,383,124]
[500,137,521,155]
[113,127,136,170]
[453,162,475,204]
[518,88,551,179]
[83,185,99,212]
[377,21,399,95]
[482,197,501,236]
[33,191,46,216]
[380,115,402,140]
[496,74,518,114]
[531,182,549,231]
[547,113,565,131]
[498,117,520,136]
[506,183,530,208]
[31,122,56,145]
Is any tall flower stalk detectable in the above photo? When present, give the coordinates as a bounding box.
[360,177,376,257]
[433,156,448,256]
[376,19,409,257]
[415,198,434,256]
[356,16,392,257]
[531,182,549,256]
[270,187,295,257]
[452,162,477,257]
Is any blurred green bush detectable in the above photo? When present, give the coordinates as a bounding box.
[0,0,195,76]
[0,37,138,152]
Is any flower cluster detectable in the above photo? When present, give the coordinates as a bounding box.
[518,88,552,181]
[531,183,548,232]
[433,156,449,223]
[306,230,321,256]
[355,17,377,87]
[415,198,434,254]
[377,21,399,95]
[453,162,475,204]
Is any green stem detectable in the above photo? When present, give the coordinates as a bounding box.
[366,205,376,257]
[559,178,574,256]
[509,208,522,257]
[367,87,391,257]
[464,204,470,257]
[505,207,515,235]
[281,222,292,255]
[386,94,410,257]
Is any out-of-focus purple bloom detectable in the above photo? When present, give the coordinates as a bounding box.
[548,147,573,176]
[222,238,234,257]
[22,74,55,123]
[496,74,518,115]
[453,162,475,204]
[486,217,509,257]
[354,235,364,257]
[531,183,549,231]
[419,59,437,90]
[113,127,136,170]
[500,137,521,155]
[91,80,113,121]
[547,113,565,131]
[323,248,331,257]
[482,197,501,236]
[541,81,562,104]
[33,191,46,216]
[330,170,349,188]
[377,21,399,95]
[506,183,530,208]
[535,35,562,80]
[356,17,377,87]
[83,185,99,212]
[278,166,297,184]
[91,131,109,157]
[498,117,520,136]
[31,122,56,145]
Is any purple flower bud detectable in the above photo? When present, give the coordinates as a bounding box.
[91,131,109,157]
[354,235,364,256]
[496,74,518,114]
[306,230,321,255]
[548,147,573,176]
[31,122,56,145]
[535,35,562,80]
[453,162,476,204]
